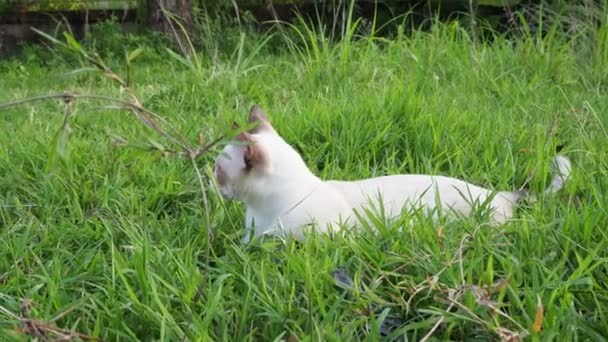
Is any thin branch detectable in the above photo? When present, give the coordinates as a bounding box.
[0,93,70,109]
[160,4,190,58]
[192,134,226,160]
[191,157,213,305]
[18,299,105,342]
[0,92,205,156]
[21,319,105,341]
[62,91,73,129]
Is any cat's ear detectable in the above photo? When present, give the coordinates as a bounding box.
[234,127,267,170]
[248,105,276,134]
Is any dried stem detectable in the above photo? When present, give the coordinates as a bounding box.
[191,157,213,304]
[0,92,224,158]
[17,299,105,341]
[62,92,73,129]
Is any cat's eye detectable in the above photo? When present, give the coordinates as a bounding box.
[220,151,232,160]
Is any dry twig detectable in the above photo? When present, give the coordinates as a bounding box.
[17,299,105,342]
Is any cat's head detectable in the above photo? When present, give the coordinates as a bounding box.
[212,105,311,202]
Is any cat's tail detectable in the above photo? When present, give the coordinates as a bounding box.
[516,155,572,203]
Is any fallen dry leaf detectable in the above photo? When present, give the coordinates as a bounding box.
[437,226,444,249]
[496,327,523,342]
[532,295,544,333]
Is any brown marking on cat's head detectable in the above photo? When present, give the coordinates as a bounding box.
[233,121,269,170]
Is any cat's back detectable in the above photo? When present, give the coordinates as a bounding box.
[326,174,491,216]
[327,174,480,196]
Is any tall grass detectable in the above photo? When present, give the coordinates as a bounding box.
[1,3,607,340]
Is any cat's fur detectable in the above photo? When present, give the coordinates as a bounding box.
[212,106,572,243]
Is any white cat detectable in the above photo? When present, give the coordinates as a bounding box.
[212,106,572,243]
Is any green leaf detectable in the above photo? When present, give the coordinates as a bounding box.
[63,32,83,53]
[45,125,72,173]
[484,254,494,285]
[165,48,192,69]
[64,67,99,76]
[127,47,145,63]
[31,27,68,48]
[56,125,71,159]
[223,121,259,141]
[147,139,166,152]
[201,274,232,329]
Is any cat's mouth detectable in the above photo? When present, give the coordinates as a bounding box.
[208,178,224,197]
[209,178,234,200]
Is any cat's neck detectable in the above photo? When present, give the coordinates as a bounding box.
[244,170,322,217]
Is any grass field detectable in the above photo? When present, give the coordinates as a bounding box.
[1,11,608,341]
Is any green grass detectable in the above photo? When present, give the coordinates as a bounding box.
[1,12,608,341]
